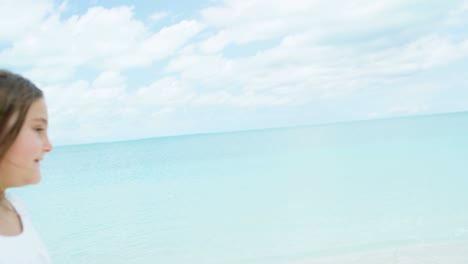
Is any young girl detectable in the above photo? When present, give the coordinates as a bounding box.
[0,69,53,263]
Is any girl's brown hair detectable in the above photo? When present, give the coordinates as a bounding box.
[0,69,43,161]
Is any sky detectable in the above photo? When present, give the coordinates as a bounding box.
[1,0,468,146]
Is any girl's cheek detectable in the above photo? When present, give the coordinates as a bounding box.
[13,132,35,156]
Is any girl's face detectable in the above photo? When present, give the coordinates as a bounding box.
[0,98,53,188]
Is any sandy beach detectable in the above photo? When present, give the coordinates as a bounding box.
[287,241,468,264]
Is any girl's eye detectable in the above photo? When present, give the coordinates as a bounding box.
[34,128,44,132]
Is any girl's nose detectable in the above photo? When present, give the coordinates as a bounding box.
[43,136,53,153]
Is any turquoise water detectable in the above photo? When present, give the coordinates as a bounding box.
[15,112,468,263]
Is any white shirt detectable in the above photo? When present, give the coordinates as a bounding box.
[0,193,51,264]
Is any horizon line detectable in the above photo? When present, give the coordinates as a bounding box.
[54,109,468,148]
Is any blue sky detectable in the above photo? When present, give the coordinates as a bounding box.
[1,0,468,145]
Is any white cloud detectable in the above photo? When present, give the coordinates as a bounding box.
[0,6,205,77]
[149,11,168,22]
[43,71,128,121]
[193,91,289,107]
[135,77,195,106]
[88,71,127,101]
[377,38,467,83]
[446,0,468,26]
[166,46,236,87]
[0,7,146,68]
[199,0,418,53]
[387,104,429,115]
[167,24,468,110]
[24,65,76,83]
[2,0,468,144]
[103,20,205,69]
[366,83,441,119]
[171,0,468,111]
[0,0,53,41]
[43,72,176,144]
[368,103,430,120]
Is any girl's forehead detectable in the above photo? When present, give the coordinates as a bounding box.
[27,99,48,119]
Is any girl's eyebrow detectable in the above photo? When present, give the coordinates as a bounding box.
[33,117,48,125]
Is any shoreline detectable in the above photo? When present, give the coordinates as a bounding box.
[285,241,468,264]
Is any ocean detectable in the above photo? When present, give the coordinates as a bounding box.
[15,112,468,263]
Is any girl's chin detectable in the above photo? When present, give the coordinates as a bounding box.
[30,173,42,184]
[21,171,42,186]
